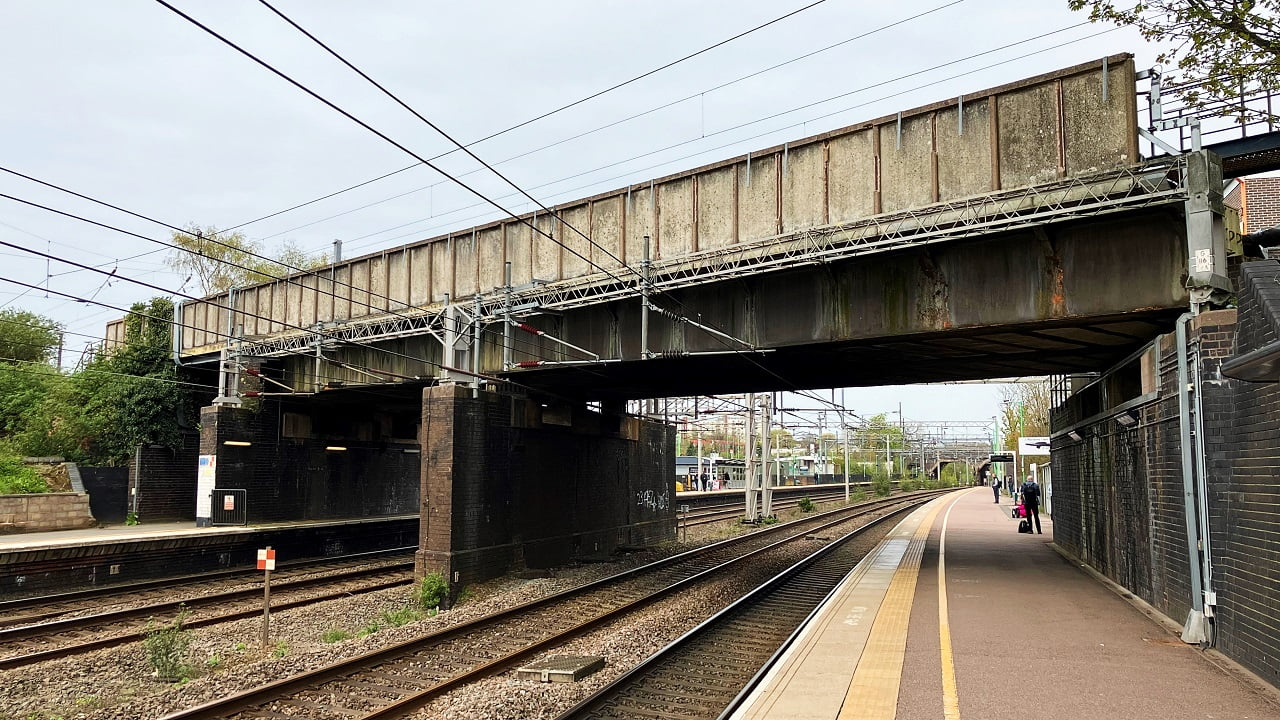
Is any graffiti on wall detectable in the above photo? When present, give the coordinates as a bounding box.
[635,488,670,512]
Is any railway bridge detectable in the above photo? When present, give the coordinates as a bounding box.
[135,54,1280,681]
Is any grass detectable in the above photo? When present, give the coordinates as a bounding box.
[322,628,351,644]
[380,607,423,627]
[0,454,46,495]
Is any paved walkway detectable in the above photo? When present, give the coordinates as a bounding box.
[732,488,1280,719]
[0,514,417,552]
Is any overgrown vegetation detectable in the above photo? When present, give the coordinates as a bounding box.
[850,488,867,503]
[871,474,892,497]
[0,451,46,494]
[380,606,423,627]
[0,299,200,467]
[143,606,192,682]
[414,572,449,610]
[797,496,815,513]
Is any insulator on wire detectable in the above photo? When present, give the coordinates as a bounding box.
[516,361,541,368]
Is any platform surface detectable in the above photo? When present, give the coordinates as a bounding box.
[731,488,1280,720]
[0,514,417,552]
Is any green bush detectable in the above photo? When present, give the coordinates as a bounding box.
[0,454,45,495]
[851,488,867,503]
[899,477,918,493]
[797,497,815,513]
[143,607,192,682]
[414,572,449,610]
[871,475,892,497]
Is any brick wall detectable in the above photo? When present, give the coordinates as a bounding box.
[1234,177,1280,233]
[1052,267,1280,690]
[1212,263,1280,686]
[129,434,200,521]
[200,399,419,524]
[417,385,676,594]
[0,493,95,533]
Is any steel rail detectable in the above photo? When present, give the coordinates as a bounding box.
[0,566,414,670]
[0,546,416,623]
[158,490,948,720]
[555,500,928,719]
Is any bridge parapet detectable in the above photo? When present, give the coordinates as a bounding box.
[178,55,1142,363]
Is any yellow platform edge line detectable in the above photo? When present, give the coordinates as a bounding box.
[836,498,946,720]
[938,490,973,720]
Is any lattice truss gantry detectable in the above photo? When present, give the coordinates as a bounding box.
[233,156,1191,370]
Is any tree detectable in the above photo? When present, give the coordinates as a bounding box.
[166,224,329,295]
[79,297,197,464]
[6,298,200,465]
[1069,0,1279,116]
[0,309,61,364]
[999,381,1051,480]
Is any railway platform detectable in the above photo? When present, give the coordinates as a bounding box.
[0,514,418,599]
[730,488,1280,720]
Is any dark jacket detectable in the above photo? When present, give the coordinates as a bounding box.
[1021,480,1041,505]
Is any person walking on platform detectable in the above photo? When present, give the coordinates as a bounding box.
[1021,477,1042,534]
[991,474,1001,503]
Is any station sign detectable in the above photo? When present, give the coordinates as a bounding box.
[1018,437,1052,456]
[989,453,1014,463]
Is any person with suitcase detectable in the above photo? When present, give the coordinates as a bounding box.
[1021,476,1043,534]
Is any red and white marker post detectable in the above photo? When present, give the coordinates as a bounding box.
[257,546,276,649]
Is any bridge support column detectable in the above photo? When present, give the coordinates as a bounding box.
[415,385,676,602]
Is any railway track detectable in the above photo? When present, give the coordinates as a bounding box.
[159,490,949,720]
[678,486,859,528]
[0,559,414,669]
[555,502,920,719]
[0,546,415,627]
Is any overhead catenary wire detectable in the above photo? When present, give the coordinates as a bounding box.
[0,227,502,382]
[0,272,637,410]
[152,1,1112,410]
[264,0,971,248]
[217,0,833,235]
[0,173,578,367]
[0,355,222,391]
[322,21,1105,254]
[12,12,1111,415]
[153,0,758,356]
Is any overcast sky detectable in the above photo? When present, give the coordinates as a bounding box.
[0,0,1162,424]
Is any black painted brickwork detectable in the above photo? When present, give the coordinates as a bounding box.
[202,400,419,523]
[1213,262,1280,687]
[1053,262,1280,690]
[130,433,200,520]
[418,385,675,590]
